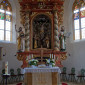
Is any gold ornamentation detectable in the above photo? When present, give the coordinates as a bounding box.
[17,37,21,51]
[61,54,67,60]
[34,40,37,49]
[17,54,23,61]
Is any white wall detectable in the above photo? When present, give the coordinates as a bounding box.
[0,0,22,74]
[62,0,85,76]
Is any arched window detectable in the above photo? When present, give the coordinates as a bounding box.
[73,0,85,40]
[0,0,12,41]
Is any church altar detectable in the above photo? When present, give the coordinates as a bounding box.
[16,0,67,69]
[24,67,61,85]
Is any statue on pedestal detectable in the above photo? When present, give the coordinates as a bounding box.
[15,25,25,52]
[59,26,66,51]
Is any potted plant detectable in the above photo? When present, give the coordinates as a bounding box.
[46,59,55,67]
[28,59,38,67]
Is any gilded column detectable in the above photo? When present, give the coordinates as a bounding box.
[54,11,60,51]
[24,12,30,51]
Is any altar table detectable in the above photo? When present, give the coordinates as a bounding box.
[24,67,61,85]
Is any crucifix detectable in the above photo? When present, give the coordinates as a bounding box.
[37,47,47,64]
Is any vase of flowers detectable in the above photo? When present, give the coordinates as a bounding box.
[46,59,55,67]
[28,59,38,67]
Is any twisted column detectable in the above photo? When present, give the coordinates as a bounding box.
[54,11,60,51]
[24,13,30,51]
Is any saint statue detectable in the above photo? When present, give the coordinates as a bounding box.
[59,26,66,51]
[15,25,25,52]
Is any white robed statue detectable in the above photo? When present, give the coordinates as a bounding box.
[59,26,66,51]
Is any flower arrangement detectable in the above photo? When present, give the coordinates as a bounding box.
[28,59,38,66]
[46,59,55,67]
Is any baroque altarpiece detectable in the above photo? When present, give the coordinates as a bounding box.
[17,0,67,68]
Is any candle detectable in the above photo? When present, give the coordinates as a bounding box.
[54,55,55,60]
[50,54,51,58]
[32,54,33,59]
[29,55,31,59]
[28,55,30,60]
[52,54,53,59]
[26,56,28,61]
[5,61,8,75]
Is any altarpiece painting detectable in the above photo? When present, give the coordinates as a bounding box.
[32,14,52,49]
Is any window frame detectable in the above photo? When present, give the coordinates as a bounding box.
[0,0,12,42]
[73,0,85,41]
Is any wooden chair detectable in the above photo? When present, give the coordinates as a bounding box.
[77,69,85,83]
[60,67,67,81]
[1,69,5,84]
[16,68,24,82]
[68,68,76,82]
[9,69,17,83]
[1,69,10,84]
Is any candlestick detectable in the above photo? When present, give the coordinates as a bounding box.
[5,61,8,75]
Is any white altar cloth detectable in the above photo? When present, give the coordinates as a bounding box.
[24,67,61,73]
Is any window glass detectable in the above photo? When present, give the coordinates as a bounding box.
[0,20,4,30]
[0,12,4,20]
[81,28,85,39]
[73,0,85,40]
[74,19,79,30]
[0,0,12,42]
[6,21,11,31]
[74,11,79,19]
[6,31,10,41]
[75,30,80,40]
[81,18,85,28]
[0,30,4,40]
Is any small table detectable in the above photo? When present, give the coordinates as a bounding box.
[3,74,10,85]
